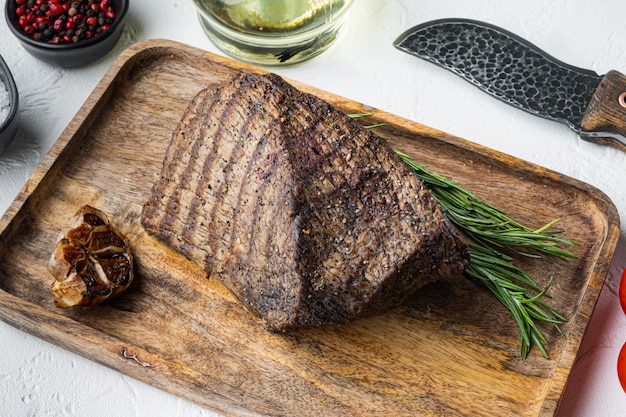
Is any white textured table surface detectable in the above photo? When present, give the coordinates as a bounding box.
[1,1,626,416]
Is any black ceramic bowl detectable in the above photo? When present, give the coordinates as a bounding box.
[5,0,129,68]
[0,54,18,154]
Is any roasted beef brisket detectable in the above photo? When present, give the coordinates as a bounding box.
[141,72,470,331]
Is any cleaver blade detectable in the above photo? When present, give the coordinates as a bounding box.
[394,18,626,150]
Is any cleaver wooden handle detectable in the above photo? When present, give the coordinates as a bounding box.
[580,70,626,150]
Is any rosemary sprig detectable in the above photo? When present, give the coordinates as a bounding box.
[349,113,577,358]
[394,149,578,261]
[465,243,567,358]
[398,150,574,358]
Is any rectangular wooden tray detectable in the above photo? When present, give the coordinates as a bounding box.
[0,39,619,417]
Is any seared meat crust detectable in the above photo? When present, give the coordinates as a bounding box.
[142,73,470,330]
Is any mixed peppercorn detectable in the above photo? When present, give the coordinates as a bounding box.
[14,0,118,44]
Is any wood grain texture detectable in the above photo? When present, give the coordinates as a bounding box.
[0,39,620,417]
[580,70,626,151]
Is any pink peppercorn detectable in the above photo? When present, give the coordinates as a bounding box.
[13,0,118,44]
[48,3,63,15]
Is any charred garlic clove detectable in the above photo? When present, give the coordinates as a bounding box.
[49,205,133,307]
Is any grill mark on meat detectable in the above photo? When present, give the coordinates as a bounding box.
[180,95,218,247]
[142,72,470,331]
[203,89,240,231]
[230,82,306,323]
[173,85,244,266]
[231,101,282,262]
[194,93,232,259]
[239,133,281,261]
[223,85,276,274]
[210,97,249,267]
[149,89,225,263]
[218,78,292,289]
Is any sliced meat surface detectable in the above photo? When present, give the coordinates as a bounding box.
[141,72,470,331]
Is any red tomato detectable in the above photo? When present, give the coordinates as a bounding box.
[620,268,626,316]
[617,269,626,393]
[619,342,626,393]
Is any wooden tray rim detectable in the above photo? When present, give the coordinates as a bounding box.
[0,39,620,417]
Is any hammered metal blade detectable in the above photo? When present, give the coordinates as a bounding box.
[394,18,603,132]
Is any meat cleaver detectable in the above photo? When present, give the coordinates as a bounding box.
[393,18,626,151]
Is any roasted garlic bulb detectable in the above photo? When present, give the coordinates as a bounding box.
[49,205,134,307]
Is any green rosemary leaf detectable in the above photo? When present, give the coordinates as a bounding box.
[351,113,576,358]
[466,250,566,358]
[346,112,376,118]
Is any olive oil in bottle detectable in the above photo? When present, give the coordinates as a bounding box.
[192,0,353,65]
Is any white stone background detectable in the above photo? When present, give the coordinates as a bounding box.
[1,0,625,416]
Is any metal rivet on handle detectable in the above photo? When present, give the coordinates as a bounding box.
[619,92,626,108]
